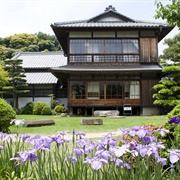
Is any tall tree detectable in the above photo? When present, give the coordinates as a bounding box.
[153,1,180,112]
[0,59,29,108]
[155,0,180,28]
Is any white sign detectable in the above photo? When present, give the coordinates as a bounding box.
[124,107,132,111]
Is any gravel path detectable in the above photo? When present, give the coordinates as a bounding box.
[29,130,123,140]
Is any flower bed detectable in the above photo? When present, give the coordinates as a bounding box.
[0,118,180,179]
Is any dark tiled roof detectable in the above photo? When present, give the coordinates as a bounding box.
[53,21,169,28]
[12,52,67,69]
[50,64,162,72]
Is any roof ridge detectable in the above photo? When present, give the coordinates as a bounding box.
[12,51,64,58]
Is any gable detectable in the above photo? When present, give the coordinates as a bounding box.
[88,6,135,23]
[96,16,124,22]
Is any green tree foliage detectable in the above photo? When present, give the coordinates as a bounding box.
[9,33,39,49]
[0,45,8,60]
[0,64,9,88]
[0,32,61,60]
[155,0,180,28]
[0,59,29,108]
[0,98,16,132]
[153,33,180,107]
[153,1,180,110]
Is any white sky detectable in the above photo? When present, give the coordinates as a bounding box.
[0,0,179,55]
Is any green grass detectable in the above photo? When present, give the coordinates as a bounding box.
[9,115,168,136]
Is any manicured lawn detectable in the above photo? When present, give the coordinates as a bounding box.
[9,115,168,136]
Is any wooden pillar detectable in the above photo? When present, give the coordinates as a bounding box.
[85,107,87,116]
[92,107,94,116]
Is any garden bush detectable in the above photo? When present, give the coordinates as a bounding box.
[50,99,59,109]
[41,105,52,115]
[54,105,65,114]
[21,102,34,114]
[33,101,48,115]
[167,104,180,119]
[0,98,16,132]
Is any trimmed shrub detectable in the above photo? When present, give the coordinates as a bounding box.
[50,100,59,109]
[0,98,16,132]
[167,104,180,119]
[41,105,52,115]
[33,101,48,115]
[54,105,65,114]
[21,102,34,114]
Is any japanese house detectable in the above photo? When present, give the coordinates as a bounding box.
[50,5,174,116]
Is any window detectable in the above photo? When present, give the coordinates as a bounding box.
[70,40,86,54]
[70,81,85,99]
[106,81,122,99]
[69,81,140,100]
[70,39,139,55]
[69,39,139,63]
[87,82,100,99]
[70,55,92,62]
[124,81,140,99]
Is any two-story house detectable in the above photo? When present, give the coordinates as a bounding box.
[50,5,174,116]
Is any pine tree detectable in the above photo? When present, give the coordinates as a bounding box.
[0,59,29,108]
[153,33,180,110]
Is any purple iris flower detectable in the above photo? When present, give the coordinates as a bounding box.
[84,143,95,154]
[18,134,31,142]
[155,128,169,136]
[95,150,111,160]
[111,144,130,157]
[10,150,37,163]
[168,149,180,164]
[31,137,52,151]
[168,117,180,124]
[114,159,123,167]
[129,141,138,150]
[57,131,69,138]
[75,131,86,137]
[139,146,148,157]
[74,148,84,156]
[114,159,131,169]
[65,155,77,164]
[136,129,147,139]
[91,160,102,170]
[50,134,69,146]
[0,133,15,143]
[95,134,117,150]
[25,134,41,144]
[84,156,107,170]
[143,136,151,144]
[157,157,167,165]
[76,138,89,147]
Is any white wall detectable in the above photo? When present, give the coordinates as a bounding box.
[18,97,51,108]
[142,107,159,115]
[57,98,68,110]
